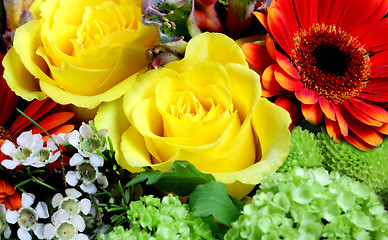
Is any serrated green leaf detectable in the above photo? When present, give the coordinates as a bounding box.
[126,161,215,196]
[189,181,241,227]
[126,168,161,187]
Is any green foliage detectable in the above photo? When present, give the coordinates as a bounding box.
[278,126,324,173]
[159,1,192,40]
[99,194,215,240]
[189,181,243,227]
[127,161,215,196]
[318,130,388,193]
[224,167,388,240]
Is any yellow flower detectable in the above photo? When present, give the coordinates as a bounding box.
[95,32,292,199]
[2,0,158,108]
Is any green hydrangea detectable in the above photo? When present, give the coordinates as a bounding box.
[318,131,388,193]
[278,126,324,173]
[224,167,388,240]
[100,194,215,240]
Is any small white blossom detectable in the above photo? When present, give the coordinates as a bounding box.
[67,122,108,166]
[1,131,43,169]
[52,188,91,218]
[65,159,108,194]
[6,193,49,240]
[51,133,68,146]
[0,204,11,238]
[44,209,88,240]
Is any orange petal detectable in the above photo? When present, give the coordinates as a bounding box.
[373,123,388,134]
[3,181,15,195]
[357,92,388,102]
[339,106,383,147]
[265,34,277,61]
[274,65,304,91]
[275,50,301,80]
[8,98,54,137]
[267,7,295,54]
[295,88,318,104]
[262,64,284,95]
[325,117,342,142]
[333,105,348,137]
[349,98,388,123]
[242,43,275,70]
[261,88,276,98]
[29,112,75,134]
[301,102,323,125]
[318,96,336,121]
[3,201,11,210]
[0,193,7,198]
[275,95,302,129]
[343,100,383,127]
[254,12,270,32]
[344,133,375,151]
[7,193,22,210]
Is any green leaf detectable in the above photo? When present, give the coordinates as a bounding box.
[126,161,215,196]
[229,195,245,212]
[189,181,241,227]
[126,168,161,187]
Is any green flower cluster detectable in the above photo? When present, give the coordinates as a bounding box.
[318,131,388,193]
[225,167,388,240]
[278,126,324,173]
[281,127,388,208]
[100,194,215,240]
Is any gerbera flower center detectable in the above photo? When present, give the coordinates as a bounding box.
[0,126,12,142]
[291,23,370,104]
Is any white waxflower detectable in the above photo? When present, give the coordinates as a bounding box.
[0,204,11,238]
[52,188,91,218]
[30,141,61,168]
[6,193,49,240]
[44,209,88,240]
[51,133,69,146]
[66,122,108,166]
[1,131,43,169]
[65,159,108,194]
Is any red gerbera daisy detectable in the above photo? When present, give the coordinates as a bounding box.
[0,54,75,162]
[242,0,388,150]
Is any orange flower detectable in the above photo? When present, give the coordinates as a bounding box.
[242,0,388,150]
[0,179,21,210]
[0,53,75,162]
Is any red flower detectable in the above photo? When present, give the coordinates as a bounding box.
[242,0,388,150]
[0,54,75,162]
[0,179,21,210]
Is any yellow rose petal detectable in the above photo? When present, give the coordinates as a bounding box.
[40,71,137,108]
[225,63,262,120]
[167,32,248,73]
[121,127,152,171]
[13,20,54,85]
[2,48,47,101]
[123,68,179,118]
[94,97,144,173]
[213,98,291,197]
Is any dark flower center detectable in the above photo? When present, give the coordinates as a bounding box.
[312,44,349,76]
[291,23,370,104]
[0,126,12,142]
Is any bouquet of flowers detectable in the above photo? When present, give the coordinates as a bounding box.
[0,0,387,239]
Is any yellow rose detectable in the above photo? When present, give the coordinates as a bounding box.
[95,32,291,199]
[2,0,158,108]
